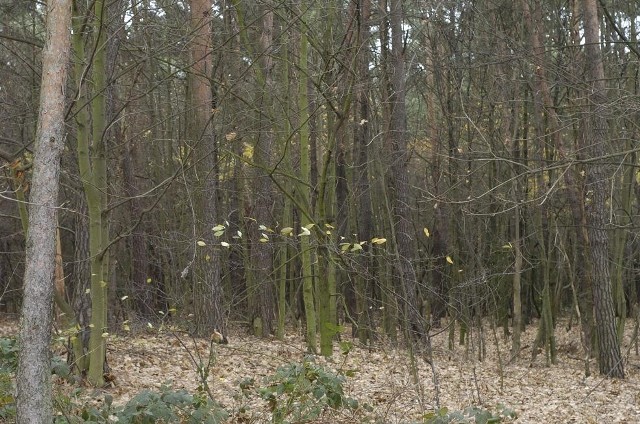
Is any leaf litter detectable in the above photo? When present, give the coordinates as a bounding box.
[2,317,640,422]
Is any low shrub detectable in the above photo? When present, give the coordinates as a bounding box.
[423,403,517,424]
[250,356,359,423]
[55,384,228,423]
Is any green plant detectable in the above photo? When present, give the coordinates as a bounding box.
[0,337,18,373]
[257,357,359,423]
[0,372,15,420]
[0,338,18,420]
[55,384,229,423]
[422,404,516,424]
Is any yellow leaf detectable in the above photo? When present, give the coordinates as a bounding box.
[146,278,152,283]
[371,237,387,245]
[101,332,109,338]
[280,227,294,235]
[197,240,206,246]
[212,224,225,232]
[220,241,230,248]
[121,295,128,301]
[446,256,454,264]
[242,142,253,159]
[424,228,430,237]
[298,227,311,236]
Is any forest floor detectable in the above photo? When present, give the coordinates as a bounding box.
[2,316,640,423]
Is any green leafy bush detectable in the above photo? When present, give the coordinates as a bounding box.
[0,337,18,373]
[55,384,228,423]
[0,336,76,421]
[423,404,516,424]
[0,372,15,420]
[256,356,359,423]
[0,337,18,420]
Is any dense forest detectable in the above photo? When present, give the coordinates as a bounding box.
[1,0,640,421]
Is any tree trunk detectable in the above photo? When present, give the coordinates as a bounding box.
[388,0,428,346]
[297,1,317,353]
[16,0,71,420]
[123,128,153,319]
[72,194,91,374]
[250,4,276,336]
[353,0,373,345]
[581,0,624,378]
[82,0,110,386]
[190,0,226,335]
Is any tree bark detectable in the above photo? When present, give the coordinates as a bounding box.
[190,0,226,335]
[353,0,373,345]
[388,0,428,345]
[297,0,317,353]
[581,0,624,378]
[250,3,276,336]
[16,0,72,420]
[81,0,110,386]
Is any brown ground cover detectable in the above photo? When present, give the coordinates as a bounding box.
[2,317,639,422]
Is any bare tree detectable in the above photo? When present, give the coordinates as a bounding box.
[16,0,72,420]
[581,0,624,379]
[190,0,226,335]
[387,0,427,344]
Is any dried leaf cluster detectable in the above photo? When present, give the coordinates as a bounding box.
[3,318,640,422]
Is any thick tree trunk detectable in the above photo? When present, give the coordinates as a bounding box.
[190,0,226,335]
[388,0,428,345]
[353,0,373,345]
[581,0,624,378]
[16,0,71,420]
[250,4,276,336]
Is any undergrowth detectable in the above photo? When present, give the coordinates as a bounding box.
[0,336,516,423]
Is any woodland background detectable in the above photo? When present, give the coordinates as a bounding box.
[1,0,640,420]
